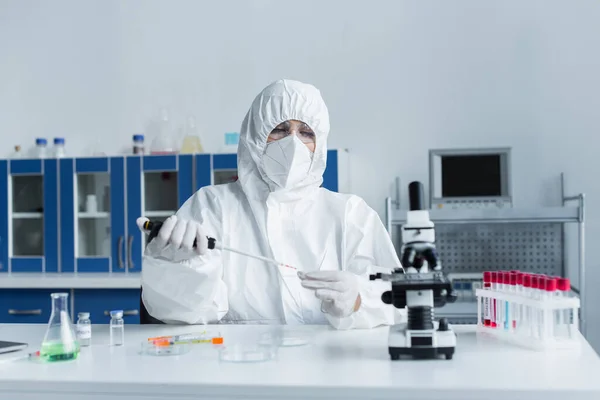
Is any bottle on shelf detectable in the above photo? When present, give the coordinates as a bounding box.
[133,134,145,155]
[150,108,177,155]
[180,116,204,154]
[53,137,66,158]
[10,145,22,159]
[220,132,239,154]
[34,138,48,159]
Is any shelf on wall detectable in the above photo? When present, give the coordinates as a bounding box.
[390,207,581,225]
[12,212,43,219]
[78,212,110,219]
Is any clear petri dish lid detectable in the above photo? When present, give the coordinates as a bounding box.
[218,344,277,363]
[258,331,311,347]
[141,341,191,356]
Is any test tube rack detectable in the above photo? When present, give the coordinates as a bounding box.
[475,287,580,351]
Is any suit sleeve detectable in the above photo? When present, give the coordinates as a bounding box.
[325,196,406,330]
[141,188,229,324]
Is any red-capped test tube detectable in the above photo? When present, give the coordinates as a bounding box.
[509,272,518,329]
[544,277,558,338]
[522,274,532,334]
[490,272,499,328]
[483,272,492,327]
[557,278,573,338]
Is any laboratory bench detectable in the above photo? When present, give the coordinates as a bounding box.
[0,324,599,400]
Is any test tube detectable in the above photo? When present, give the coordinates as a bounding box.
[509,272,518,330]
[522,274,532,336]
[515,272,524,330]
[483,272,492,327]
[502,272,510,331]
[544,277,558,339]
[490,271,498,328]
[557,278,573,339]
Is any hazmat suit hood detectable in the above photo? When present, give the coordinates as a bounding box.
[237,80,330,200]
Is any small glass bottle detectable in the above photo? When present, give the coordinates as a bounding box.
[133,134,145,155]
[109,310,125,346]
[35,138,48,159]
[10,145,22,159]
[53,137,66,158]
[76,312,92,347]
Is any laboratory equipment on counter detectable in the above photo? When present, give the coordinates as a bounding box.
[109,310,125,346]
[133,134,145,154]
[76,312,92,347]
[147,331,223,345]
[429,147,512,209]
[180,116,204,154]
[0,340,28,354]
[370,181,457,360]
[141,219,297,271]
[476,271,580,350]
[40,293,80,362]
[34,138,48,159]
[53,137,65,158]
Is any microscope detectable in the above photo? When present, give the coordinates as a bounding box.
[371,181,457,360]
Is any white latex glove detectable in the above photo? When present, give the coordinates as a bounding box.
[299,271,361,318]
[136,216,208,256]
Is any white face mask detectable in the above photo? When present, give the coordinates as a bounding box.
[261,134,314,190]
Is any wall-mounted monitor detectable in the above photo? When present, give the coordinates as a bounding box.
[429,147,512,209]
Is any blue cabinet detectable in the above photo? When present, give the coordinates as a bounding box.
[58,155,195,274]
[0,289,68,323]
[60,157,125,273]
[1,151,346,274]
[0,159,59,273]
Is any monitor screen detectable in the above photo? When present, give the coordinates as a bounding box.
[441,154,502,197]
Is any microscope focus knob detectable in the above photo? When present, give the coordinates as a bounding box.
[381,291,393,305]
[438,318,449,332]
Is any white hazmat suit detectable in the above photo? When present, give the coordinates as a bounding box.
[141,79,403,329]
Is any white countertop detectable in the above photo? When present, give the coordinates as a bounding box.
[0,324,599,400]
[0,273,141,289]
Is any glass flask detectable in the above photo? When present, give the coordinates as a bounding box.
[40,293,80,362]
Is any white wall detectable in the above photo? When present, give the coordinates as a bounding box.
[1,0,600,348]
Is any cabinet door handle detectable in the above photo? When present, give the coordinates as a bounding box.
[104,309,139,316]
[127,235,134,269]
[117,235,125,269]
[8,309,42,315]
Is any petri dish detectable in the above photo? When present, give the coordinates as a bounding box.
[141,341,191,356]
[218,344,277,363]
[259,331,311,347]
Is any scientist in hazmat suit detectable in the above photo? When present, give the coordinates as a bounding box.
[140,79,403,329]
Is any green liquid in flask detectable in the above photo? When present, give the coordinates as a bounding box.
[40,341,79,362]
[40,293,80,362]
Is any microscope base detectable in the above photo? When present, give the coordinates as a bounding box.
[388,322,456,360]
